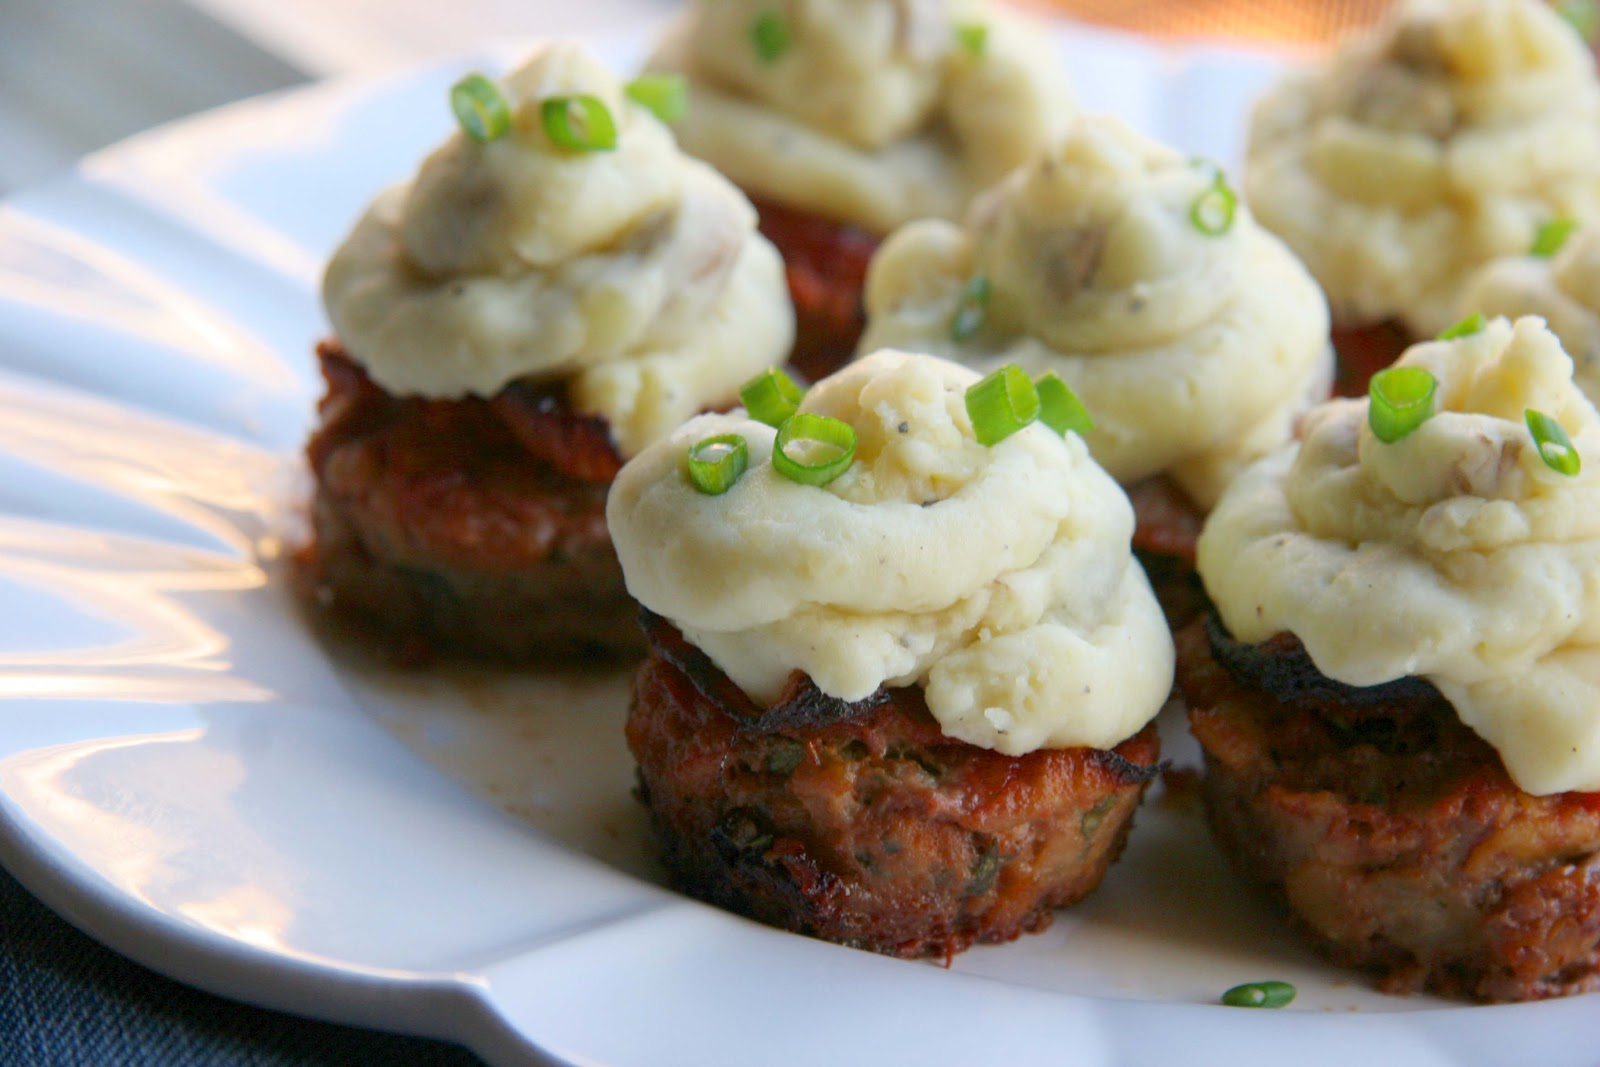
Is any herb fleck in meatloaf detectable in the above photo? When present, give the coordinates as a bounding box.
[631,615,1161,958]
[1181,619,1600,1002]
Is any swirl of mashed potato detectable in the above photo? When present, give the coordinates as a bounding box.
[607,349,1174,755]
[649,0,1074,234]
[322,43,793,458]
[1200,316,1600,795]
[860,116,1331,510]
[1247,0,1600,336]
[1458,227,1600,403]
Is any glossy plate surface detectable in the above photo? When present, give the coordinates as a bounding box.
[1,25,1596,1067]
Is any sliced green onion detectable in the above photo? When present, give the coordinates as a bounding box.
[740,367,805,427]
[1190,173,1237,236]
[951,274,991,342]
[1557,0,1600,43]
[1527,409,1582,476]
[1036,373,1094,437]
[1532,218,1579,258]
[965,365,1040,446]
[954,22,989,58]
[625,72,689,123]
[450,73,512,143]
[540,94,618,152]
[686,434,749,495]
[1368,366,1438,443]
[1220,981,1296,1009]
[1438,312,1486,341]
[773,414,856,486]
[751,11,792,63]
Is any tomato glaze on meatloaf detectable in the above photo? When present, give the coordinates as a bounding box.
[1179,617,1600,1002]
[1330,320,1411,398]
[749,195,879,386]
[297,341,638,662]
[629,613,1163,959]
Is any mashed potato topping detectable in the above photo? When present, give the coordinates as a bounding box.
[1459,227,1600,403]
[322,43,793,458]
[1247,0,1600,336]
[652,0,1074,233]
[860,116,1330,509]
[608,349,1174,755]
[1201,316,1600,794]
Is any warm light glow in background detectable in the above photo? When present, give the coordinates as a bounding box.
[1020,0,1394,43]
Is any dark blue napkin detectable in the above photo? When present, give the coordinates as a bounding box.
[0,865,487,1066]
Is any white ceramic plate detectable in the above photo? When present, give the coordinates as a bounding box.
[2,24,1598,1067]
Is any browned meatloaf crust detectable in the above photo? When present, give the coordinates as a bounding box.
[1125,475,1207,628]
[628,613,1162,959]
[1179,617,1600,1001]
[748,195,880,385]
[297,341,640,661]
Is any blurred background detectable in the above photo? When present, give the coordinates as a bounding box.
[0,0,671,194]
[1,0,1403,197]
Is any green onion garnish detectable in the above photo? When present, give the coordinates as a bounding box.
[954,22,989,58]
[773,413,856,486]
[1438,312,1486,341]
[686,434,749,494]
[740,367,805,427]
[625,72,689,123]
[752,11,792,63]
[1220,981,1296,1009]
[951,274,991,342]
[450,73,512,144]
[1036,373,1094,437]
[966,365,1040,446]
[1527,409,1582,476]
[1368,366,1438,443]
[1532,218,1579,258]
[539,94,618,152]
[1557,0,1600,43]
[1189,172,1237,236]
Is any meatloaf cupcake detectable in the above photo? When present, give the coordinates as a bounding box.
[649,0,1074,382]
[609,349,1172,957]
[1246,0,1600,392]
[303,43,793,661]
[860,115,1331,623]
[1186,315,1600,1001]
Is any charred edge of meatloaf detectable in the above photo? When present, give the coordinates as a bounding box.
[297,341,639,662]
[1178,616,1600,1002]
[639,609,892,731]
[628,618,1162,959]
[1203,614,1439,712]
[748,195,880,386]
[1126,475,1207,629]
